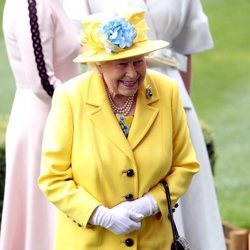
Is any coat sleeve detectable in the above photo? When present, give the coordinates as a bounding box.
[171,0,214,54]
[38,85,101,227]
[149,82,200,221]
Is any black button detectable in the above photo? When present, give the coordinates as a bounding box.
[174,203,179,208]
[125,238,134,247]
[126,169,134,177]
[125,194,133,201]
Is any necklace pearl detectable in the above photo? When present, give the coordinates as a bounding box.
[105,85,135,115]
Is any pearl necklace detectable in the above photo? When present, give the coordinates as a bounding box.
[105,85,135,115]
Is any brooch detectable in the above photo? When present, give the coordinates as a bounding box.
[146,86,153,99]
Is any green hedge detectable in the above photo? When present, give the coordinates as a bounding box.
[0,116,216,222]
[200,119,217,175]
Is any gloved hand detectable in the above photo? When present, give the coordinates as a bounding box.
[116,194,159,217]
[89,205,144,235]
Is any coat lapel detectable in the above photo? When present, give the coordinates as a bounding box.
[84,71,159,157]
[84,72,135,160]
[128,76,159,149]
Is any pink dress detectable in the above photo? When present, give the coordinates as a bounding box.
[0,0,81,249]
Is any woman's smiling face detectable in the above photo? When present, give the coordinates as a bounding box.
[97,56,147,97]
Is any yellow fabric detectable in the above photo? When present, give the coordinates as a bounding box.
[80,11,148,55]
[38,69,199,249]
[74,10,169,63]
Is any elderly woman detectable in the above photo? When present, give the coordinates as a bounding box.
[38,10,199,249]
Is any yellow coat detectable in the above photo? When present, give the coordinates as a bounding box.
[38,69,199,250]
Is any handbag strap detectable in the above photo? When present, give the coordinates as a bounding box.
[27,0,54,97]
[161,180,180,241]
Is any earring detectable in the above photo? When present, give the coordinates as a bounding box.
[96,64,102,76]
[146,85,153,99]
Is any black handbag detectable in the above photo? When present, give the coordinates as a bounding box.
[161,180,191,250]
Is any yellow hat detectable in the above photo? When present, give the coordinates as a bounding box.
[74,10,169,63]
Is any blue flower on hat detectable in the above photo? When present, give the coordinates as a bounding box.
[100,15,137,52]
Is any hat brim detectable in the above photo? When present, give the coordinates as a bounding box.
[73,40,169,63]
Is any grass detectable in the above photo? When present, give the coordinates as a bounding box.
[0,0,250,229]
[0,0,15,115]
[0,39,15,115]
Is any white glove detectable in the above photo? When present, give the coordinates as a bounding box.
[89,205,144,235]
[116,194,159,217]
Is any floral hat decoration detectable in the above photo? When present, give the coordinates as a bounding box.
[74,10,169,63]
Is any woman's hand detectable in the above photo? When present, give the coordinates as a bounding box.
[116,194,159,217]
[89,205,144,235]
